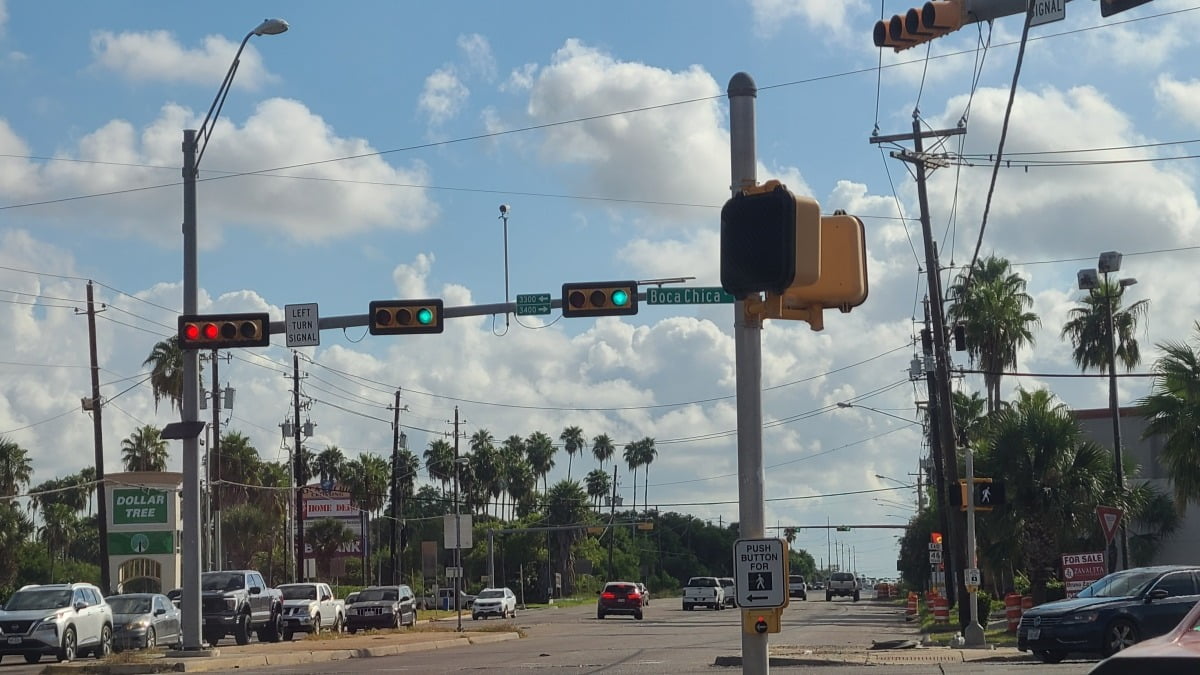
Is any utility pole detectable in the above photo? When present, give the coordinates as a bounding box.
[293,352,305,582]
[453,405,463,632]
[728,71,768,675]
[390,389,403,585]
[923,297,953,602]
[85,281,111,594]
[872,116,967,625]
[607,463,619,580]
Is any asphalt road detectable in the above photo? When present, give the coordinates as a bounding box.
[215,595,1102,674]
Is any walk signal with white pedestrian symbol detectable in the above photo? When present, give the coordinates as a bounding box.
[950,478,1006,511]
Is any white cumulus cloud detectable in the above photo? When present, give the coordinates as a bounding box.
[419,65,470,126]
[90,29,280,89]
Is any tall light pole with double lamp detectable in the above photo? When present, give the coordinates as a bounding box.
[178,18,287,651]
[1077,251,1136,572]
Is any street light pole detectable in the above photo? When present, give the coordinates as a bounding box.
[179,18,287,652]
[1102,274,1132,570]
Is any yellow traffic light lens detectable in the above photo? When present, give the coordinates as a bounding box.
[396,308,413,325]
[417,308,433,325]
[611,289,629,306]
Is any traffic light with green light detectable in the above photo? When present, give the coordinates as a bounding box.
[720,180,821,298]
[178,313,271,350]
[369,299,444,335]
[561,281,638,318]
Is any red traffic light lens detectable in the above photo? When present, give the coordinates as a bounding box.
[203,323,219,339]
[184,324,200,340]
[375,309,393,326]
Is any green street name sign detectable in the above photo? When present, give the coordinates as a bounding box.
[112,488,169,525]
[646,286,735,305]
[108,530,174,556]
[515,293,552,316]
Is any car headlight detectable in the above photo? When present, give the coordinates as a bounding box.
[1061,611,1100,624]
[224,598,237,610]
[129,619,150,630]
[36,618,59,632]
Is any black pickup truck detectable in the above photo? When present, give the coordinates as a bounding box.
[200,570,284,646]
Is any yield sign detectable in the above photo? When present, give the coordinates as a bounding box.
[1097,506,1123,546]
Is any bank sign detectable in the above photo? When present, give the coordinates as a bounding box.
[112,488,169,525]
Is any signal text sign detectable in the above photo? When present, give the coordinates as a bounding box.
[733,538,788,609]
[285,303,319,348]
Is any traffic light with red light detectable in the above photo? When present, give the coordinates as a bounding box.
[561,281,638,318]
[720,180,821,298]
[178,313,271,350]
[369,299,444,335]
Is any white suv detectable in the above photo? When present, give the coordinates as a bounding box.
[0,582,113,663]
[471,587,517,620]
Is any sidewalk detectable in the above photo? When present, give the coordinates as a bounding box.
[39,625,520,674]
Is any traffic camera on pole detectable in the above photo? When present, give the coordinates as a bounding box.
[719,179,821,298]
[369,299,444,335]
[178,313,271,350]
[561,281,638,318]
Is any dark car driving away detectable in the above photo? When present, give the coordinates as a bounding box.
[1018,565,1200,663]
[596,581,643,620]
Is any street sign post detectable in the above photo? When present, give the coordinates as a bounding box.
[285,303,320,347]
[515,293,552,316]
[733,538,789,609]
[647,286,735,305]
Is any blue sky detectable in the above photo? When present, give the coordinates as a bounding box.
[2,1,1200,578]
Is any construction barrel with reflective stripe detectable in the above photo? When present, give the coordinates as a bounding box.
[905,591,918,621]
[932,594,950,624]
[1004,593,1023,633]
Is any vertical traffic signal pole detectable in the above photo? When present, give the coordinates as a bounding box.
[728,71,768,675]
[180,128,203,650]
[964,444,984,645]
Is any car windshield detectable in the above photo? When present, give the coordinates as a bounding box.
[358,588,398,602]
[789,576,804,583]
[719,579,734,587]
[280,586,318,600]
[1076,570,1162,598]
[108,597,152,614]
[201,573,244,591]
[687,577,717,587]
[3,589,73,611]
[477,590,504,599]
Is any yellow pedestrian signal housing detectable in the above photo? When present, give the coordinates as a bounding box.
[874,1,965,51]
[178,313,270,350]
[720,180,821,298]
[369,299,444,335]
[762,212,868,331]
[950,477,1004,511]
[561,281,638,318]
[742,608,782,634]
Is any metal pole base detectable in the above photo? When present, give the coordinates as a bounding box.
[963,621,987,647]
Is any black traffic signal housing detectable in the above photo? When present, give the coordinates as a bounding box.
[369,299,444,335]
[950,478,1005,511]
[561,281,638,318]
[875,1,965,51]
[720,180,820,298]
[1101,0,1152,17]
[953,324,967,351]
[179,313,270,350]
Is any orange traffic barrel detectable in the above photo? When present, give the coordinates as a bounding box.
[905,591,918,621]
[932,594,950,624]
[1021,595,1033,612]
[1004,593,1023,633]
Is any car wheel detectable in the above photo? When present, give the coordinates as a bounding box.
[332,615,343,634]
[234,613,251,646]
[348,628,357,635]
[597,610,605,620]
[392,612,401,630]
[146,627,157,650]
[1103,619,1139,656]
[1036,650,1068,664]
[94,624,112,659]
[472,614,479,620]
[58,626,77,662]
[684,603,692,611]
[826,592,832,602]
[635,611,643,620]
[282,629,293,642]
[312,614,321,635]
[853,591,860,602]
[24,653,42,664]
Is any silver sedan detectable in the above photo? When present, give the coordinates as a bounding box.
[107,593,182,651]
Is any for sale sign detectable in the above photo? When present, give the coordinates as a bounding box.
[1062,552,1107,597]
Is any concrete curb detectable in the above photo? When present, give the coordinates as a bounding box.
[38,632,521,674]
[713,648,1041,668]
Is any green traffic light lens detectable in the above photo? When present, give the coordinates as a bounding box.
[612,289,629,307]
[417,308,433,325]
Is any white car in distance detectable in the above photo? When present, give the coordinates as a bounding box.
[471,587,517,620]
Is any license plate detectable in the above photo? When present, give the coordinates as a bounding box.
[617,599,625,604]
[1027,628,1040,640]
[7,637,21,645]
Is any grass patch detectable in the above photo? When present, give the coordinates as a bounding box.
[103,648,160,664]
[984,627,1017,647]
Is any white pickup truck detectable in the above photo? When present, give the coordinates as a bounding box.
[682,576,726,611]
[277,582,346,639]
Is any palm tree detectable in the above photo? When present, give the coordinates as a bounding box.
[946,256,1040,412]
[142,336,184,413]
[393,448,420,517]
[255,460,292,578]
[559,426,585,482]
[499,435,526,520]
[39,503,79,582]
[0,500,33,591]
[525,431,557,494]
[218,431,262,509]
[306,517,355,578]
[222,503,273,569]
[585,468,611,509]
[977,388,1118,603]
[120,425,170,472]
[1138,323,1200,509]
[592,434,615,470]
[545,479,591,596]
[1062,278,1149,374]
[315,446,346,487]
[0,435,33,497]
[623,441,641,513]
[468,439,500,518]
[636,437,658,512]
[424,439,454,497]
[506,460,536,519]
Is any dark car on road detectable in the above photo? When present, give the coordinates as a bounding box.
[108,593,181,651]
[1019,565,1200,664]
[345,585,416,633]
[596,581,644,620]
